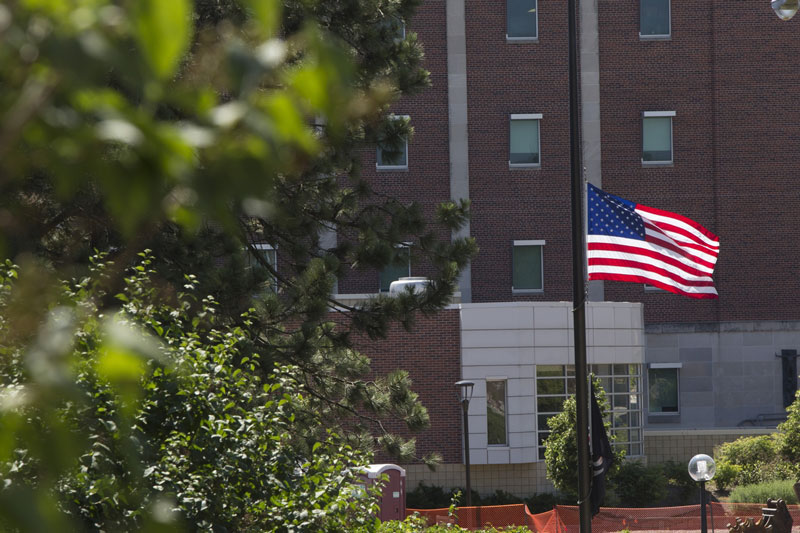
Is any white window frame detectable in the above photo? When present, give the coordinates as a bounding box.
[251,243,278,292]
[379,242,412,293]
[512,239,545,293]
[506,0,538,42]
[642,111,675,166]
[486,378,509,447]
[639,0,671,40]
[648,362,681,416]
[376,114,409,171]
[509,114,542,169]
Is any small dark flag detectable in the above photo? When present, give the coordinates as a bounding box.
[590,382,613,517]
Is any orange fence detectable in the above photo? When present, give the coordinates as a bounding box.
[408,502,800,531]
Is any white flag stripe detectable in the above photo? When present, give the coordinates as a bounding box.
[643,221,720,259]
[644,228,719,267]
[636,208,720,250]
[587,265,719,295]
[587,235,715,275]
[587,249,714,283]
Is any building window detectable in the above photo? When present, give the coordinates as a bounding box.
[640,0,670,38]
[509,114,541,167]
[642,111,674,164]
[648,363,680,414]
[379,244,410,292]
[507,0,537,40]
[487,379,508,446]
[248,243,277,292]
[512,240,544,292]
[376,115,409,170]
[536,364,643,459]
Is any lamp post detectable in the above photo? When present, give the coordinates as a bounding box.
[688,454,716,533]
[455,380,475,507]
[773,0,799,20]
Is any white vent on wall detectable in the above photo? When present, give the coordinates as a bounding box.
[388,277,430,295]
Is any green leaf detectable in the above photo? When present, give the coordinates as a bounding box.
[131,0,192,80]
[242,0,281,38]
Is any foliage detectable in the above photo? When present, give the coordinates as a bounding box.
[543,376,624,501]
[659,460,697,504]
[778,388,800,472]
[0,255,381,531]
[728,480,799,504]
[406,482,478,510]
[610,461,666,508]
[1,0,476,469]
[713,433,794,489]
[405,482,569,514]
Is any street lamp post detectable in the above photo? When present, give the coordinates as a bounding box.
[688,454,716,533]
[455,380,475,507]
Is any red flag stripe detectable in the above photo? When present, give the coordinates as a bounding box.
[587,248,714,282]
[636,205,720,248]
[642,219,720,258]
[588,258,716,287]
[643,226,719,267]
[588,271,719,299]
[588,236,716,274]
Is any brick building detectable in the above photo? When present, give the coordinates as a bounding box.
[336,1,800,495]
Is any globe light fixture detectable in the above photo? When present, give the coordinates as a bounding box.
[773,0,800,20]
[688,454,716,533]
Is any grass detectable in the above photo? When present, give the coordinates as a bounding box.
[728,480,798,504]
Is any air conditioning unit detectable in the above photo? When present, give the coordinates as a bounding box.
[388,277,430,295]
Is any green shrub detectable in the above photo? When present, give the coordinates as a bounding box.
[713,461,742,492]
[716,434,780,465]
[405,482,480,509]
[661,460,697,503]
[482,490,523,506]
[728,480,798,504]
[524,492,571,514]
[778,389,800,475]
[611,461,667,508]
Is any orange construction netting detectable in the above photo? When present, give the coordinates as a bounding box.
[408,502,800,531]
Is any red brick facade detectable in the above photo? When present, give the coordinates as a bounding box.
[353,309,463,464]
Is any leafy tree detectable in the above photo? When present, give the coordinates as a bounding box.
[0,253,381,531]
[778,389,800,477]
[543,377,623,501]
[1,0,475,468]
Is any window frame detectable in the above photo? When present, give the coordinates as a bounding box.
[379,242,412,293]
[648,363,681,415]
[509,114,542,169]
[639,0,671,40]
[250,243,278,292]
[506,0,538,41]
[376,114,410,171]
[642,111,675,166]
[486,378,509,447]
[512,239,545,293]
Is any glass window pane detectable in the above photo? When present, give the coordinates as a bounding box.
[642,117,672,162]
[513,245,543,290]
[537,365,564,378]
[507,0,537,38]
[509,119,540,164]
[249,247,277,292]
[565,365,575,376]
[629,377,640,393]
[594,364,612,376]
[628,411,641,428]
[379,248,410,291]
[613,377,629,393]
[487,380,507,445]
[613,428,630,442]
[599,377,613,393]
[630,443,642,456]
[538,414,554,430]
[640,0,670,36]
[377,143,408,167]
[567,378,576,394]
[612,394,629,410]
[537,396,565,413]
[648,367,679,413]
[537,378,565,395]
[613,364,628,376]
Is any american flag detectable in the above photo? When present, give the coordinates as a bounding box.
[587,183,720,299]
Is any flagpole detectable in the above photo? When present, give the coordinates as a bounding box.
[567,0,592,530]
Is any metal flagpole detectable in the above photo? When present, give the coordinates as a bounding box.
[567,0,592,530]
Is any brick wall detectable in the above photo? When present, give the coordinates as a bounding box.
[353,308,464,464]
[464,0,574,304]
[337,0,453,295]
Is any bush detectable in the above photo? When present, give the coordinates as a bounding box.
[713,434,794,488]
[661,460,697,504]
[778,389,800,474]
[405,482,480,509]
[525,492,572,514]
[611,461,667,508]
[728,480,798,504]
